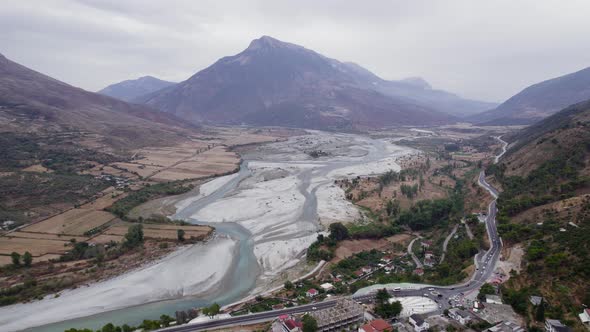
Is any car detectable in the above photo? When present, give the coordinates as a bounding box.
[423,293,429,297]
[312,307,317,310]
[437,294,443,298]
[393,287,401,291]
[428,288,435,291]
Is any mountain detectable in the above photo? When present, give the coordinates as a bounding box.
[0,53,193,150]
[338,62,497,118]
[98,76,176,102]
[487,100,590,328]
[471,66,590,125]
[138,36,462,129]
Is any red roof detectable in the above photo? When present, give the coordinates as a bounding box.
[360,324,376,332]
[307,288,318,295]
[285,319,301,331]
[370,319,392,332]
[279,314,289,321]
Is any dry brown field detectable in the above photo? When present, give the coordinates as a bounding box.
[88,234,125,244]
[0,237,69,256]
[105,223,212,240]
[6,232,86,242]
[23,209,116,235]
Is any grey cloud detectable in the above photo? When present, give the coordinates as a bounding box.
[1,0,589,102]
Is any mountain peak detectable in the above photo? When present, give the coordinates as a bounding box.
[247,35,294,51]
[401,77,431,89]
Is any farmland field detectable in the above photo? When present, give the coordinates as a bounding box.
[22,209,116,235]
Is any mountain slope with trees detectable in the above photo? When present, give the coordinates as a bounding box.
[487,100,590,330]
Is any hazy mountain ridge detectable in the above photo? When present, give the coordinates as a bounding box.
[98,76,176,102]
[473,66,590,125]
[0,53,194,150]
[137,36,494,128]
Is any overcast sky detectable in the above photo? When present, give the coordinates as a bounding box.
[1,0,590,102]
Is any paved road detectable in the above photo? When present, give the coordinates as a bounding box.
[159,300,337,332]
[156,137,507,331]
[408,236,423,268]
[439,224,459,264]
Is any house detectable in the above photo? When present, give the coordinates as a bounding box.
[310,299,364,332]
[282,318,303,332]
[381,256,393,263]
[354,270,364,278]
[359,319,393,332]
[579,308,590,325]
[409,314,429,332]
[424,258,435,267]
[421,241,432,248]
[413,268,424,276]
[306,288,318,298]
[486,295,503,305]
[384,265,395,272]
[483,321,525,332]
[362,266,373,274]
[424,251,435,260]
[448,308,472,325]
[320,283,334,291]
[530,296,544,306]
[545,319,572,332]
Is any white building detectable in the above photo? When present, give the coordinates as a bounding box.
[409,314,429,332]
[320,283,334,291]
[545,319,572,332]
[448,308,472,325]
[486,295,503,305]
[579,308,590,325]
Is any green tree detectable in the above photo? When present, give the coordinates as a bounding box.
[11,252,20,266]
[101,323,116,332]
[284,280,294,290]
[23,251,33,267]
[535,298,545,322]
[375,288,391,304]
[478,283,495,301]
[329,222,350,241]
[177,229,185,242]
[160,314,174,327]
[202,303,220,317]
[302,314,318,332]
[124,224,144,248]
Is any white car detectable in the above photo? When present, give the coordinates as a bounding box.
[428,288,435,291]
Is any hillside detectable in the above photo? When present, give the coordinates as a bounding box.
[472,67,590,125]
[138,36,467,129]
[98,76,176,102]
[487,100,590,330]
[0,53,193,151]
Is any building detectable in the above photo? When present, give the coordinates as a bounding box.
[306,288,318,298]
[409,314,429,332]
[486,295,503,305]
[579,308,590,325]
[448,308,472,325]
[309,298,364,332]
[381,256,393,263]
[545,319,572,332]
[530,296,544,306]
[320,283,334,291]
[413,268,424,276]
[362,266,373,274]
[272,315,303,332]
[483,321,525,332]
[359,319,392,332]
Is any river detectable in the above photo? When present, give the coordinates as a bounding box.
[7,132,416,332]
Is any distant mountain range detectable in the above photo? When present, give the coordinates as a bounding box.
[120,36,496,129]
[98,76,176,102]
[471,66,590,125]
[0,53,193,150]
